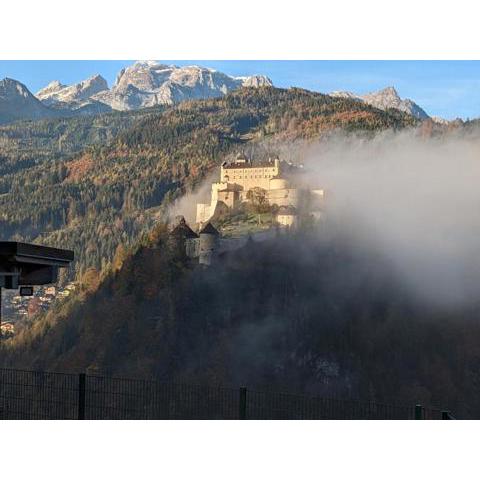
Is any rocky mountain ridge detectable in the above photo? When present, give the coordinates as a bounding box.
[36,61,274,112]
[330,86,430,120]
[0,78,55,124]
[36,74,109,107]
[1,64,448,125]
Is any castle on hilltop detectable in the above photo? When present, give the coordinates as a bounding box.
[169,155,325,266]
[196,154,325,227]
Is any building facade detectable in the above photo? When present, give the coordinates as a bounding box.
[196,155,317,226]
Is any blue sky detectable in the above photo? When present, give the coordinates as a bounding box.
[1,60,479,120]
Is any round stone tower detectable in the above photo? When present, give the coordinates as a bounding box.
[198,222,219,265]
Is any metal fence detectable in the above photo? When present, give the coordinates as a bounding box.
[0,367,452,420]
[0,369,78,419]
[85,375,239,420]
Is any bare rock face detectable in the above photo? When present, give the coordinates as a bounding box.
[36,75,109,111]
[330,86,429,120]
[362,87,429,119]
[36,80,66,99]
[239,75,273,88]
[0,78,55,124]
[35,62,273,112]
[91,61,274,111]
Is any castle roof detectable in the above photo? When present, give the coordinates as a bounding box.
[223,158,279,170]
[199,222,219,236]
[170,217,198,239]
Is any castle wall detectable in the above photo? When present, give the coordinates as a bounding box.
[269,177,288,190]
[196,203,212,224]
[199,233,217,265]
[216,190,239,209]
[211,182,229,203]
[267,188,299,208]
[220,159,280,192]
[197,181,242,224]
[185,238,199,258]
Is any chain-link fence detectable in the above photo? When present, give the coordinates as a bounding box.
[0,367,452,420]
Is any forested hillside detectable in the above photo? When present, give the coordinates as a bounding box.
[0,108,158,158]
[5,87,480,416]
[3,225,479,418]
[0,87,417,280]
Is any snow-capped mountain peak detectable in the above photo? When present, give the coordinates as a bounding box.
[36,61,273,112]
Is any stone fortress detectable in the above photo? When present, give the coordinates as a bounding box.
[168,154,326,266]
[196,154,325,228]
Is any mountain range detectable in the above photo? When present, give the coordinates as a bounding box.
[330,86,430,120]
[35,74,112,115]
[35,61,273,113]
[0,62,273,124]
[0,61,442,125]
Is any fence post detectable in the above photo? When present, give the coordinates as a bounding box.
[415,404,424,420]
[78,373,86,420]
[239,387,247,420]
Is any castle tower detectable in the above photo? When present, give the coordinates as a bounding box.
[198,222,219,266]
[169,216,199,258]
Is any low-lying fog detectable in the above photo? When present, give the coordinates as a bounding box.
[171,127,480,308]
[305,130,480,307]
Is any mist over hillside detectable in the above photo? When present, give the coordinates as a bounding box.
[0,86,417,279]
[301,131,480,307]
[4,123,480,418]
[3,221,480,419]
[2,70,480,418]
